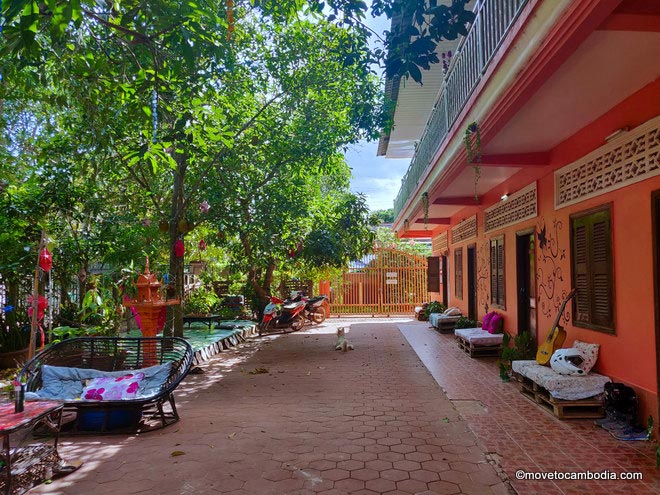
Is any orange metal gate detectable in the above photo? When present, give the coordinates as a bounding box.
[329,248,430,316]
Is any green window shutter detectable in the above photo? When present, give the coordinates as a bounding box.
[571,206,614,333]
[497,239,505,307]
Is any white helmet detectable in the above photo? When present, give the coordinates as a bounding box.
[550,348,587,376]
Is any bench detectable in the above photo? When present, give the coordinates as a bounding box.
[455,328,504,357]
[429,311,462,334]
[183,315,221,329]
[18,337,193,433]
[511,360,610,419]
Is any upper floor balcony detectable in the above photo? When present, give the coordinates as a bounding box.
[387,0,531,219]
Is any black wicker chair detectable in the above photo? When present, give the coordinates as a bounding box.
[18,337,193,433]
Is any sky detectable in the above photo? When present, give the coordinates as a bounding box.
[345,10,411,213]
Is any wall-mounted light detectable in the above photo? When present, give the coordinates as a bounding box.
[501,194,508,201]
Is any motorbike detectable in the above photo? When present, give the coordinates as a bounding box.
[301,295,329,324]
[259,295,307,335]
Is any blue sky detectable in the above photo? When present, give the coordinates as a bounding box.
[345,11,411,213]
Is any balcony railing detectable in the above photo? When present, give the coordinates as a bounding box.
[393,0,529,218]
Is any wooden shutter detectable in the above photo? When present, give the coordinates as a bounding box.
[454,248,463,299]
[427,256,440,293]
[573,222,590,323]
[571,206,614,333]
[591,212,613,328]
[497,239,505,307]
[490,240,497,303]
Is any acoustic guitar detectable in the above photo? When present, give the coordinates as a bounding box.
[536,288,578,365]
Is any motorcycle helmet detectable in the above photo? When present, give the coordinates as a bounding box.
[550,348,587,376]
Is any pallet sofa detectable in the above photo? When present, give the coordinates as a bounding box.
[19,337,193,433]
[512,359,610,419]
[454,311,504,357]
[429,307,462,333]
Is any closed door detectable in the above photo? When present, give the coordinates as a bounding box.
[516,232,536,339]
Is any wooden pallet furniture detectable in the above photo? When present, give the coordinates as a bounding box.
[429,313,462,334]
[513,372,605,419]
[511,360,610,420]
[18,337,193,434]
[456,331,503,358]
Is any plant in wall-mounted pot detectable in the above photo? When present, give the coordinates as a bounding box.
[464,122,482,203]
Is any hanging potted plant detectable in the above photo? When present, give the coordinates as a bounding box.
[464,122,482,202]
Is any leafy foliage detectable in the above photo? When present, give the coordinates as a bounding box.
[498,331,535,381]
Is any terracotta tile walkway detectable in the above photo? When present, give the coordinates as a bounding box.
[27,318,659,494]
[399,322,660,495]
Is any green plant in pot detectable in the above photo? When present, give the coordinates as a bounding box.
[498,331,535,381]
[423,301,447,320]
[184,286,219,316]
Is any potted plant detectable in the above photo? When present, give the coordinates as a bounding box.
[184,286,219,316]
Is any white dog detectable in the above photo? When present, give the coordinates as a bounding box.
[335,327,354,351]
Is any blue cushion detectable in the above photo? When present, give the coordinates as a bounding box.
[31,362,172,401]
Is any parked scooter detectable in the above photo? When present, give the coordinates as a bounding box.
[302,295,329,324]
[259,295,307,335]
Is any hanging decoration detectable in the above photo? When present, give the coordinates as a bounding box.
[27,294,48,350]
[464,122,482,203]
[39,247,53,272]
[199,200,210,214]
[198,239,207,251]
[152,87,158,143]
[142,218,152,227]
[217,230,224,241]
[174,239,185,258]
[421,192,429,226]
[159,220,169,233]
[226,0,234,40]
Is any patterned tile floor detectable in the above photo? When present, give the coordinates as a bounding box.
[24,318,659,494]
[399,321,660,495]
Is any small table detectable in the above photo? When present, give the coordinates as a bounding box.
[0,401,64,495]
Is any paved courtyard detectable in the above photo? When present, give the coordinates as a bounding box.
[29,318,659,494]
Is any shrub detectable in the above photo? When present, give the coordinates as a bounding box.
[184,286,220,315]
[498,331,535,381]
[454,316,479,329]
[423,301,446,319]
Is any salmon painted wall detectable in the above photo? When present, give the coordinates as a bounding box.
[434,79,660,424]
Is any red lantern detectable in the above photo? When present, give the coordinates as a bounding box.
[198,239,207,251]
[174,239,185,258]
[39,247,53,272]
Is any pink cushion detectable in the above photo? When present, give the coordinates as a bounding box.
[486,313,503,334]
[482,312,494,330]
[81,372,145,401]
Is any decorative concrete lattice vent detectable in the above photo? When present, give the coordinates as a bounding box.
[432,231,449,254]
[485,182,537,233]
[451,215,477,245]
[555,116,660,209]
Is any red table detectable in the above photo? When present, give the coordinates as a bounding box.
[0,401,64,495]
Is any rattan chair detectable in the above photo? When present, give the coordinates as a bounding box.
[18,337,193,433]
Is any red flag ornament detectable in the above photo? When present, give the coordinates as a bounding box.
[39,248,53,272]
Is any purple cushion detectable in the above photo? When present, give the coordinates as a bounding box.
[487,313,503,334]
[482,312,494,330]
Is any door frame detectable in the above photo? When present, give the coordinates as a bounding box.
[516,228,536,338]
[652,190,660,426]
[467,244,477,321]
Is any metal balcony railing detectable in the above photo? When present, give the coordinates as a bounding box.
[393,0,529,218]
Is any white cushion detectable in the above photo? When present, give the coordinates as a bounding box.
[455,328,504,346]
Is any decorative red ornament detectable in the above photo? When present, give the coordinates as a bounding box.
[198,239,207,251]
[174,239,185,258]
[27,295,48,321]
[39,247,53,272]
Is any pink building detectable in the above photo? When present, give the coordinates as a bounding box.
[382,0,660,426]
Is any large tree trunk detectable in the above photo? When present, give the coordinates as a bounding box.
[167,152,187,338]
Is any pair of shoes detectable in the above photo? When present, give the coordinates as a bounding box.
[595,417,628,431]
[610,426,650,441]
[53,460,83,478]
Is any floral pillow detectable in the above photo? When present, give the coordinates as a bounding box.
[572,340,599,373]
[81,372,145,401]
